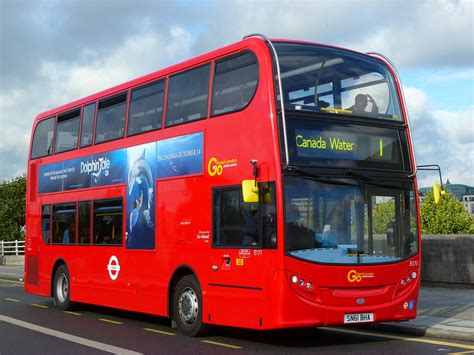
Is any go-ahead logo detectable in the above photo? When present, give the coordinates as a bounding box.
[347,269,374,283]
[207,157,238,177]
[208,157,223,176]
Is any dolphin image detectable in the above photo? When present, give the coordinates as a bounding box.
[128,149,154,213]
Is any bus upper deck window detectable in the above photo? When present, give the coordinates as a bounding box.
[80,103,96,147]
[274,43,402,121]
[31,117,55,159]
[128,80,164,136]
[165,64,211,127]
[55,109,80,153]
[212,51,259,116]
[95,93,127,144]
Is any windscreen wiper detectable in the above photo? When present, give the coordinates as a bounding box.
[343,169,404,189]
[285,166,359,187]
[284,165,322,179]
[344,169,372,181]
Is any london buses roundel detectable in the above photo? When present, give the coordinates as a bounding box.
[107,255,121,280]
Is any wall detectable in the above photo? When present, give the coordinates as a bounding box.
[0,255,24,266]
[421,234,474,285]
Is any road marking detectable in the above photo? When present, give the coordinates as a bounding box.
[0,278,23,284]
[323,327,474,350]
[4,298,20,302]
[0,314,141,354]
[63,311,82,316]
[31,304,48,309]
[99,318,123,325]
[201,340,242,349]
[0,274,23,280]
[143,327,176,336]
[450,351,474,355]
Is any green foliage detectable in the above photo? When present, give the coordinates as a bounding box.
[372,202,395,234]
[420,191,472,234]
[0,175,26,241]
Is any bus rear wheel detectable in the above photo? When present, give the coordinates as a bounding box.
[53,265,72,311]
[173,275,210,336]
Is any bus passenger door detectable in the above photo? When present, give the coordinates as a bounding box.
[207,183,277,329]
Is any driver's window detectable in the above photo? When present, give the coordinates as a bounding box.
[370,195,398,257]
[213,182,277,249]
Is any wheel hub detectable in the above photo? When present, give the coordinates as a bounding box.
[178,287,198,325]
[56,273,68,303]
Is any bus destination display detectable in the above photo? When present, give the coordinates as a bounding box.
[295,129,396,161]
[286,119,404,169]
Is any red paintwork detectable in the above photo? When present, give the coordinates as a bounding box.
[25,37,420,330]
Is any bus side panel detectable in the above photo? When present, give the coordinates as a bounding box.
[24,202,50,297]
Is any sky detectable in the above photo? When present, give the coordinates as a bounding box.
[0,0,473,187]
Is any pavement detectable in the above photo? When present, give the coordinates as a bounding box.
[0,265,472,342]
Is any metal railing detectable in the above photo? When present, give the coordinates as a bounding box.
[0,240,25,256]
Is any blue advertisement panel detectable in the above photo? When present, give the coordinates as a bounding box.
[62,158,91,191]
[156,132,203,179]
[126,142,156,250]
[38,150,127,194]
[88,149,127,187]
[38,162,66,194]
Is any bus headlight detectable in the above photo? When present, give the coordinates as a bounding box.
[286,272,319,300]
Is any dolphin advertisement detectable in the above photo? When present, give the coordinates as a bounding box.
[156,132,203,179]
[126,142,156,250]
[38,149,127,194]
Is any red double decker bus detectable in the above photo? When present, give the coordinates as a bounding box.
[25,34,420,336]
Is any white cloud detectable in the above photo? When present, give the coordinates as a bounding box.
[0,26,194,180]
[408,87,474,186]
[433,108,474,145]
[347,0,474,67]
[427,69,474,83]
[403,86,428,122]
[39,27,193,108]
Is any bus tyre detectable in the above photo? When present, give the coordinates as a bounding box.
[53,265,72,311]
[173,275,210,337]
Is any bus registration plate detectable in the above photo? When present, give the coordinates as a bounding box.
[343,313,374,324]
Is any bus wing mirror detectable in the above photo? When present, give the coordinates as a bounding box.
[433,183,446,205]
[242,180,259,203]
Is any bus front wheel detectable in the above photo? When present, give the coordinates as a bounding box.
[53,265,72,311]
[173,275,210,336]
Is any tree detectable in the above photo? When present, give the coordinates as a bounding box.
[0,175,26,241]
[420,190,472,234]
[372,201,395,234]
